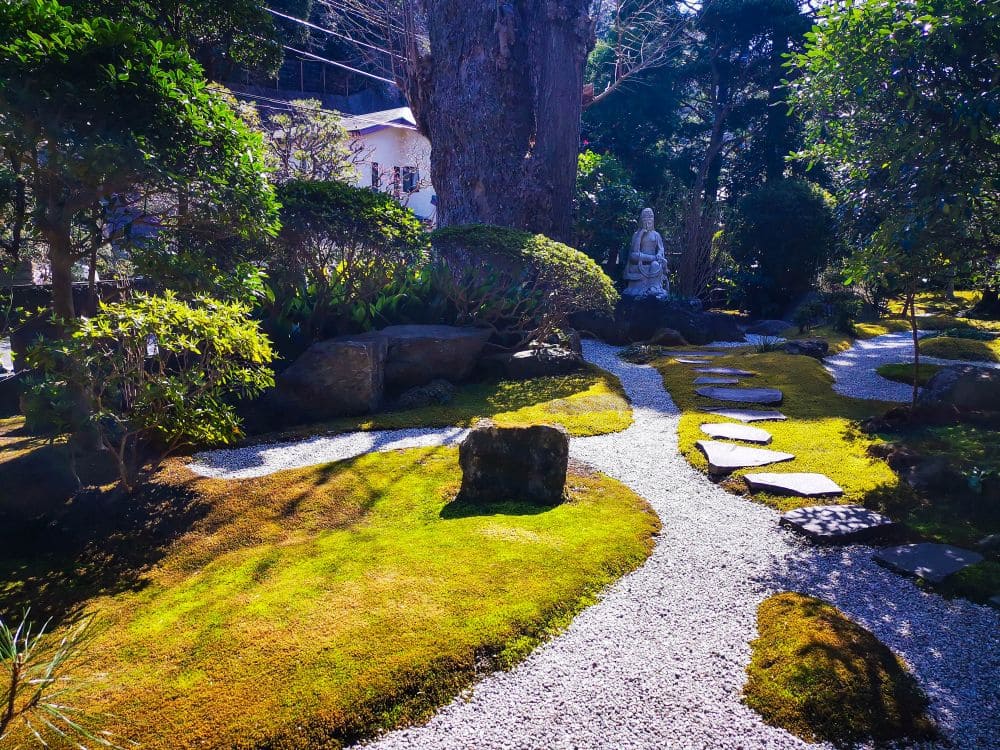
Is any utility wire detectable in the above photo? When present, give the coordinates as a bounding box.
[280,43,396,85]
[265,7,406,61]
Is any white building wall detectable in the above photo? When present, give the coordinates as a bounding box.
[351,127,435,222]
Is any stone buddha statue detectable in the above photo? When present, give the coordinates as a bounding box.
[623,207,668,297]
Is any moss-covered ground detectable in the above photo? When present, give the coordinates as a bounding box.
[744,592,936,747]
[262,365,632,443]
[919,335,1000,362]
[875,363,944,387]
[0,434,659,749]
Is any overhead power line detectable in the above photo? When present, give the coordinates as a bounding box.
[265,7,405,61]
[280,43,396,85]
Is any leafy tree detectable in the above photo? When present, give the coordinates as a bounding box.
[271,180,429,341]
[574,150,646,268]
[27,293,275,493]
[0,1,278,321]
[789,0,1000,402]
[728,178,835,317]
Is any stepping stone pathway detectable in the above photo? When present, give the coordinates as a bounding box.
[693,376,740,385]
[695,367,755,376]
[702,407,787,423]
[874,543,984,583]
[746,473,844,498]
[674,357,711,364]
[696,386,783,405]
[700,423,771,444]
[695,440,794,475]
[666,351,727,358]
[779,504,896,544]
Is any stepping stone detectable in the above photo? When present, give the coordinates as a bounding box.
[700,423,772,444]
[693,377,740,385]
[667,351,726,357]
[696,386,783,405]
[702,408,787,423]
[675,358,711,364]
[695,440,794,475]
[873,543,984,583]
[695,367,755,377]
[780,505,896,544]
[746,473,843,497]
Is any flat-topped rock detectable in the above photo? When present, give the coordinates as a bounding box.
[695,367,755,377]
[696,386,783,404]
[700,423,772,444]
[675,357,711,364]
[779,504,896,544]
[667,351,726,358]
[874,543,984,583]
[695,440,794,475]
[702,408,787,423]
[746,473,844,497]
[694,377,740,385]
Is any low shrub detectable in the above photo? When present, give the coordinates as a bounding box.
[430,225,618,346]
[792,300,825,332]
[744,592,936,747]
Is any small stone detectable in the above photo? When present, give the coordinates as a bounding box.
[874,543,984,583]
[696,386,783,404]
[694,368,756,377]
[700,423,772,444]
[779,505,896,545]
[695,440,794,475]
[702,408,787,423]
[746,473,844,497]
[693,377,740,385]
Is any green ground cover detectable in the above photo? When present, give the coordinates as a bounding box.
[744,592,936,747]
[875,363,944,387]
[265,366,632,443]
[919,335,1000,362]
[0,439,659,749]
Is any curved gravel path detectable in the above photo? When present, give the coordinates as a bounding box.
[189,341,1000,749]
[824,330,1000,402]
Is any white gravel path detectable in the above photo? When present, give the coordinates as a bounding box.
[823,330,1000,402]
[189,341,1000,749]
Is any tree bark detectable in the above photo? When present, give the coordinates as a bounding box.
[405,0,594,243]
[46,221,76,321]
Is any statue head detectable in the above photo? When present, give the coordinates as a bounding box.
[640,207,654,231]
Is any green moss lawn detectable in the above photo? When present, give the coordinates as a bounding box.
[744,592,936,747]
[0,440,659,749]
[264,365,632,442]
[875,363,944,387]
[653,349,900,512]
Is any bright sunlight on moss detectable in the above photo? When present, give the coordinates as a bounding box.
[876,363,944,387]
[3,447,658,749]
[744,592,936,747]
[919,336,1000,363]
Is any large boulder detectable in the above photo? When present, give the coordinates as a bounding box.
[918,365,1000,412]
[275,334,387,421]
[364,325,491,391]
[571,296,743,345]
[458,420,569,506]
[784,339,829,359]
[479,347,584,381]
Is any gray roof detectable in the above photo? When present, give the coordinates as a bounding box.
[339,106,417,134]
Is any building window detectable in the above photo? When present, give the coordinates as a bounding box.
[401,166,418,193]
[371,162,381,189]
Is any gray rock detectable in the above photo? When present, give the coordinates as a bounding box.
[569,295,744,345]
[977,534,1000,551]
[695,386,783,404]
[874,543,984,583]
[700,423,772,444]
[702,408,787,422]
[784,339,829,359]
[918,365,1000,412]
[276,334,387,420]
[645,328,687,347]
[990,595,1000,610]
[746,319,791,337]
[458,420,569,506]
[695,440,794,475]
[746,473,844,498]
[394,379,456,410]
[674,358,711,364]
[694,367,755,377]
[779,504,895,542]
[368,324,492,390]
[481,347,584,380]
[693,377,740,385]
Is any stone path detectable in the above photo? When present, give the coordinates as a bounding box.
[702,407,787,422]
[359,341,999,750]
[779,504,894,544]
[700,423,772,444]
[695,386,783,404]
[824,330,1000,402]
[875,543,985,584]
[747,473,844,499]
[696,440,794,474]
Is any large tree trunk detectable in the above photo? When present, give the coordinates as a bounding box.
[46,222,76,321]
[405,0,593,242]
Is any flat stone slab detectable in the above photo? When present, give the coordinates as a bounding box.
[695,440,794,475]
[700,423,772,444]
[694,368,756,377]
[747,473,844,498]
[779,505,898,545]
[874,543,984,583]
[702,408,787,423]
[675,358,712,364]
[667,351,726,357]
[693,377,740,385]
[696,386,783,404]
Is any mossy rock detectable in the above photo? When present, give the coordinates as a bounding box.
[744,592,936,747]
